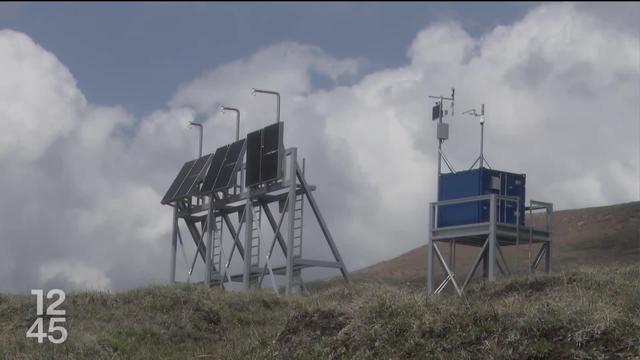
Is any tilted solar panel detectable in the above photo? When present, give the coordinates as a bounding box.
[262,122,281,153]
[214,139,246,191]
[161,159,197,205]
[260,151,280,183]
[200,145,229,194]
[169,153,213,202]
[245,122,284,187]
[245,129,262,187]
[260,122,283,184]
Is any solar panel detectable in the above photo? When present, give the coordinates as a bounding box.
[261,151,280,182]
[245,129,262,187]
[161,159,197,205]
[214,139,246,191]
[170,153,213,202]
[260,122,283,184]
[262,122,281,153]
[245,123,284,187]
[200,145,229,194]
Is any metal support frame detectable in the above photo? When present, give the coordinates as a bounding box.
[168,147,350,297]
[427,194,552,296]
[243,199,253,289]
[286,148,298,295]
[170,206,178,284]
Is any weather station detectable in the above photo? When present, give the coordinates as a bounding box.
[426,89,553,296]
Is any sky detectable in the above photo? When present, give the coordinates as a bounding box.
[0,2,638,293]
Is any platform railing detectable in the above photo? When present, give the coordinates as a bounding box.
[526,200,553,232]
[429,194,521,231]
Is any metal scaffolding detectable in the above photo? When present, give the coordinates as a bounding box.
[168,147,350,297]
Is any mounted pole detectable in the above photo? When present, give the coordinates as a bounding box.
[480,104,485,168]
[463,103,488,170]
[428,88,455,193]
[188,122,203,157]
[252,88,281,124]
[220,106,241,141]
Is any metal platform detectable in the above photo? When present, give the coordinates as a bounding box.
[427,194,552,296]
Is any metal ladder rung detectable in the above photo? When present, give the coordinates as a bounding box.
[207,214,225,280]
[249,205,262,267]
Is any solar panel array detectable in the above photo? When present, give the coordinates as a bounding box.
[161,123,283,204]
[161,154,213,204]
[161,138,248,204]
[245,122,284,187]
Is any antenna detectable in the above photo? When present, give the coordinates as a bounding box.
[463,103,489,170]
[428,88,456,196]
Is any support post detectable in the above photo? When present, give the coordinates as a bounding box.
[482,249,489,279]
[488,194,497,282]
[544,204,553,273]
[204,199,214,287]
[449,240,456,274]
[544,243,551,273]
[243,201,253,290]
[427,203,434,294]
[170,206,178,284]
[295,161,351,284]
[286,148,298,296]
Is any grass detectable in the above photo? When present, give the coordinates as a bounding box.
[0,264,638,359]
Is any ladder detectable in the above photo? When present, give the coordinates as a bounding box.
[250,204,262,267]
[211,215,224,278]
[292,192,304,258]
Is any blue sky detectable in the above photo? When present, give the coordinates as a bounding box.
[0,2,536,116]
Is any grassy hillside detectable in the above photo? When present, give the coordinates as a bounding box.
[1,264,638,359]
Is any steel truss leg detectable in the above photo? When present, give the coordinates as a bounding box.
[544,242,551,273]
[427,204,434,294]
[185,220,207,261]
[286,149,300,296]
[170,206,178,284]
[205,199,214,287]
[496,258,506,276]
[222,212,245,267]
[462,239,489,292]
[488,194,497,282]
[243,201,253,290]
[532,243,547,272]
[295,161,351,284]
[496,241,511,276]
[432,242,463,296]
[258,200,288,288]
[262,203,288,254]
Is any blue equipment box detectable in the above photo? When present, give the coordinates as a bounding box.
[437,167,525,227]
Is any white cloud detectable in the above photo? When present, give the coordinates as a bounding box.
[0,30,85,162]
[39,261,111,291]
[0,3,637,291]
